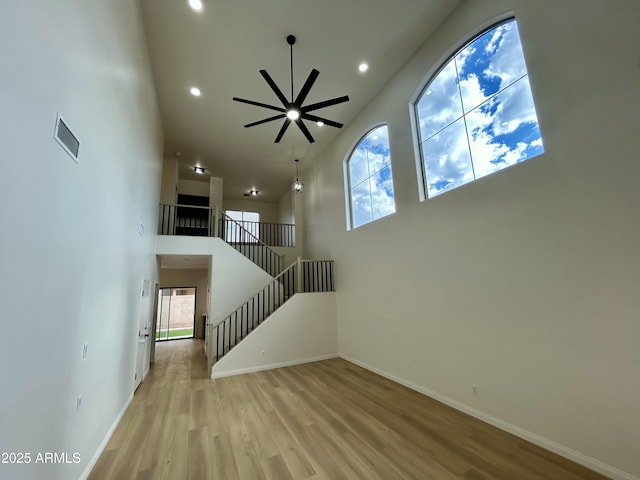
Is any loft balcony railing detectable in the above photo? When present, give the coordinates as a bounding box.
[158,204,295,247]
[158,204,283,276]
[211,259,335,362]
[238,220,295,248]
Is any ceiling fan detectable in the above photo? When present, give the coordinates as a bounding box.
[233,35,350,143]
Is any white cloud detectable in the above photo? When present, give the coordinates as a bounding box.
[369,166,395,218]
[349,145,369,186]
[417,59,463,140]
[423,119,474,196]
[349,126,395,227]
[458,72,489,114]
[531,138,543,148]
[484,22,527,89]
[418,19,544,198]
[490,77,539,136]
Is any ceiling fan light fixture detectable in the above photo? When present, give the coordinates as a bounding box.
[316,121,324,127]
[188,0,203,12]
[194,166,205,174]
[292,159,304,194]
[249,189,259,196]
[233,34,350,143]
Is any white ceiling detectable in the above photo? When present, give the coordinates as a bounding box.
[159,254,211,269]
[140,0,460,202]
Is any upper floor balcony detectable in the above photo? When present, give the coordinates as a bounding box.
[158,203,296,248]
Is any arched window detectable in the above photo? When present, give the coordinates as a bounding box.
[414,18,544,198]
[346,125,395,229]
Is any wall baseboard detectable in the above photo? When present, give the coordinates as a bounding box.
[339,354,637,480]
[211,353,339,379]
[78,393,134,480]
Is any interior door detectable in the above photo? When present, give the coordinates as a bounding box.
[134,278,152,390]
[149,283,160,364]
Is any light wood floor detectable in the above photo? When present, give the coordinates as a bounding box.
[88,339,608,480]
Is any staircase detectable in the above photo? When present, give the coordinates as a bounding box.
[157,203,335,367]
[159,204,282,276]
[210,258,334,363]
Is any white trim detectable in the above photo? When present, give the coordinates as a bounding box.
[211,353,338,379]
[339,354,638,480]
[408,11,517,203]
[78,393,134,480]
[343,122,390,231]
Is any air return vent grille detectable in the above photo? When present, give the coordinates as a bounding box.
[54,115,80,161]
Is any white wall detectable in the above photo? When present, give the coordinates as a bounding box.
[278,189,294,224]
[211,293,338,378]
[223,198,279,223]
[155,237,273,322]
[209,176,224,209]
[178,178,210,197]
[156,236,275,372]
[0,1,163,479]
[160,157,178,205]
[305,1,640,478]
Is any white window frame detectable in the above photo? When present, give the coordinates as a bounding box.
[344,124,396,230]
[409,14,543,200]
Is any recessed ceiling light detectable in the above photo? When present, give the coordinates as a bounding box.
[188,0,203,12]
[190,87,201,96]
[358,62,369,73]
[286,109,300,120]
[316,121,324,127]
[194,166,205,174]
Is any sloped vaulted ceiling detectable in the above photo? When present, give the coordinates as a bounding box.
[140,0,460,201]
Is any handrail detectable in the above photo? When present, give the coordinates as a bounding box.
[217,209,282,276]
[208,261,297,331]
[216,209,276,252]
[238,220,295,247]
[170,203,214,210]
[158,204,283,275]
[210,259,335,362]
[158,204,295,247]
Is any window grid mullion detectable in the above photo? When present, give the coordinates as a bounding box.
[453,55,476,181]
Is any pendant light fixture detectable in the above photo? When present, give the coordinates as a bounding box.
[292,159,303,193]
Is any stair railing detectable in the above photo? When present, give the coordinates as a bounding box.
[216,209,282,276]
[211,259,335,362]
[158,203,215,237]
[158,204,282,276]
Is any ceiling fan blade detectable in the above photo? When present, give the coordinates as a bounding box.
[295,120,315,143]
[259,70,290,106]
[303,95,350,113]
[301,113,343,129]
[274,119,292,143]
[294,69,319,106]
[233,97,285,113]
[244,114,286,128]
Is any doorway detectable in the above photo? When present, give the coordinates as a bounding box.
[156,287,196,341]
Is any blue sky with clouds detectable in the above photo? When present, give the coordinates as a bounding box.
[417,19,544,197]
[349,125,395,228]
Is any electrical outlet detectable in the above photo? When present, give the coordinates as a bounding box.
[260,350,265,357]
[472,384,478,395]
